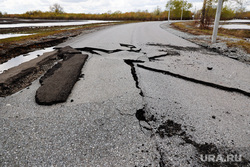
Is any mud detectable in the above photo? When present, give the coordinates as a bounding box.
[0,50,58,97]
[0,36,69,64]
[0,23,115,64]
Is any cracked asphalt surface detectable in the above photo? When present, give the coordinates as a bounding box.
[1,21,250,166]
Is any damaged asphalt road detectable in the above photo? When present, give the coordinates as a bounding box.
[36,46,88,105]
[0,21,250,166]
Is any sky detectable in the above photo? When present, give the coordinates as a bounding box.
[0,0,249,14]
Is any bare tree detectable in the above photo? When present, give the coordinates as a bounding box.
[154,6,162,16]
[234,0,248,12]
[50,3,64,14]
[200,0,217,29]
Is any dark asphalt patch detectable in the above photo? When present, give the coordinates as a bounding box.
[55,46,82,59]
[156,119,249,166]
[157,120,182,138]
[35,52,88,105]
[39,63,62,84]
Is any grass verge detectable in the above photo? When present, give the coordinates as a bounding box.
[171,21,250,53]
[0,21,132,45]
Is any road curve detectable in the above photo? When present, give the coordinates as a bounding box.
[0,21,249,166]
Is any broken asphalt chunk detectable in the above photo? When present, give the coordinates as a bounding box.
[35,53,88,105]
[120,43,136,49]
[76,47,123,55]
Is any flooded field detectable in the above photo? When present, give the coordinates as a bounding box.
[220,19,250,30]
[0,47,54,73]
[0,33,32,39]
[220,24,250,30]
[0,20,116,28]
[0,19,119,71]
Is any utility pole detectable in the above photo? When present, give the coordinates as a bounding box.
[168,10,171,22]
[181,7,183,20]
[181,0,184,20]
[168,0,172,22]
[211,0,223,43]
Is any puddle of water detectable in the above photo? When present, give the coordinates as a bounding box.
[222,19,250,23]
[0,33,32,39]
[0,20,116,28]
[220,24,250,30]
[0,47,54,74]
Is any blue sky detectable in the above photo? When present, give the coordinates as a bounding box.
[0,0,249,14]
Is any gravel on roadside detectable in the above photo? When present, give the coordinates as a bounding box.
[160,22,250,65]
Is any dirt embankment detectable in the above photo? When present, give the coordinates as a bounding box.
[0,18,79,24]
[0,46,89,100]
[0,23,116,64]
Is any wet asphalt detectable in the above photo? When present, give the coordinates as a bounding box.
[0,21,249,166]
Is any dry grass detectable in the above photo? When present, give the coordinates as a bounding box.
[0,21,131,45]
[171,22,213,35]
[227,40,250,54]
[171,21,250,53]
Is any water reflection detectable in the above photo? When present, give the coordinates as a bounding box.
[0,33,32,39]
[0,20,115,28]
[220,24,250,30]
[0,47,54,74]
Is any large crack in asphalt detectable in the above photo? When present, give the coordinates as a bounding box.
[38,43,249,165]
[123,58,156,135]
[137,64,250,98]
[125,44,250,166]
[5,41,249,165]
[124,59,145,97]
[76,47,123,55]
[76,43,141,55]
[35,44,142,105]
[148,51,180,62]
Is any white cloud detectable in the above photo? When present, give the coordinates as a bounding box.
[0,0,249,14]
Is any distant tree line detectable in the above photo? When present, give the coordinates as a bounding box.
[0,2,249,21]
[1,3,192,21]
[166,0,193,20]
